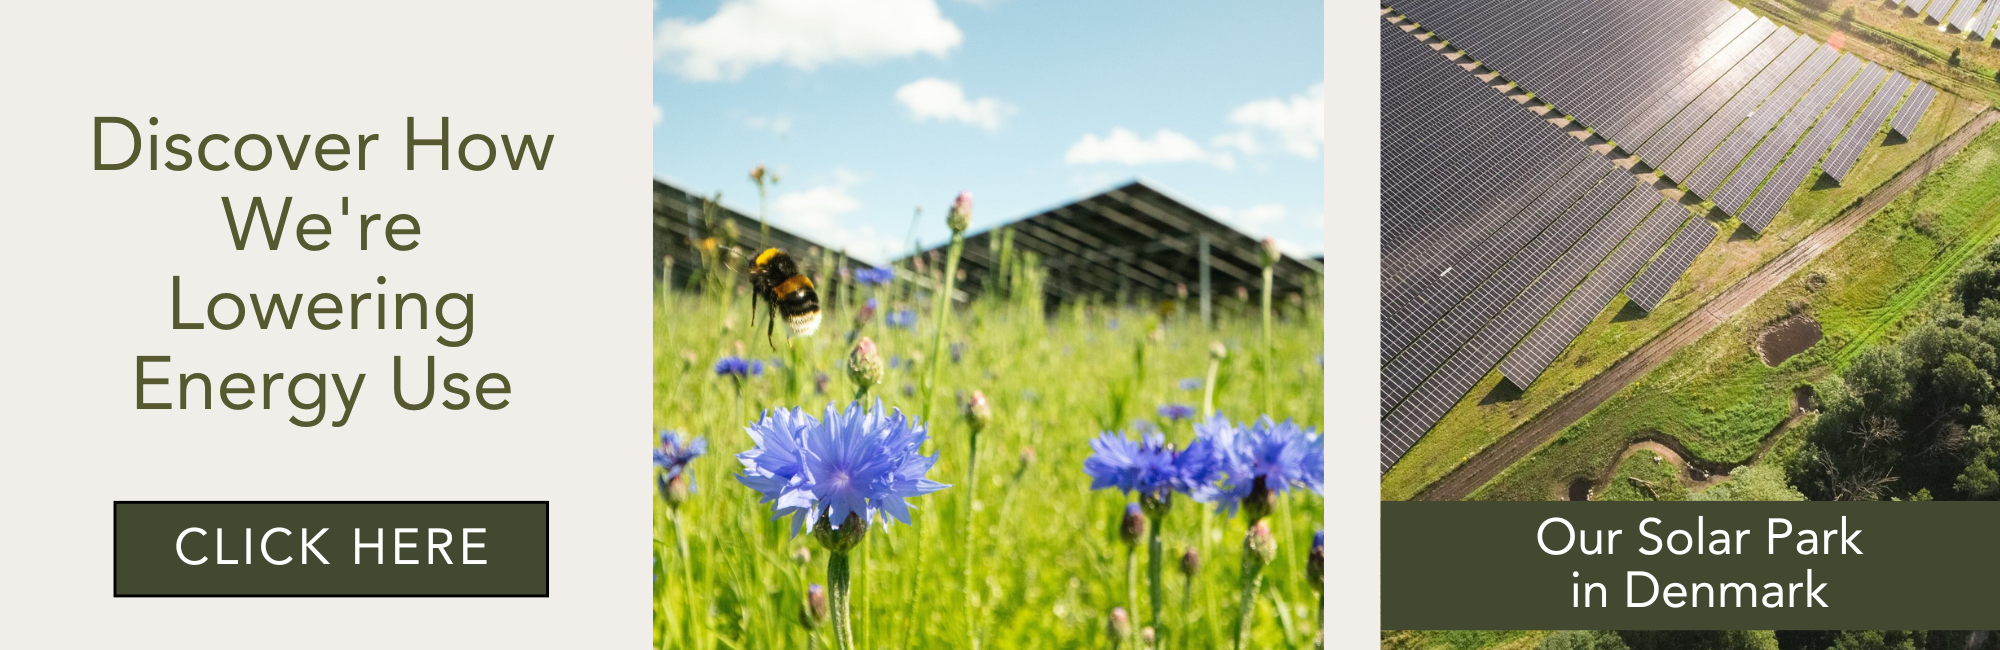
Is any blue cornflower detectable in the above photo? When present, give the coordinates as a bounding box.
[1084,431,1207,515]
[865,297,880,310]
[1158,404,1196,422]
[655,430,707,506]
[1107,317,1120,331]
[1177,377,1202,391]
[886,309,917,329]
[715,356,763,378]
[1184,416,1322,520]
[735,400,952,538]
[855,266,896,286]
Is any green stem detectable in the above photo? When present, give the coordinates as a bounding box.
[1234,566,1264,650]
[1261,265,1274,415]
[861,537,872,650]
[673,508,699,650]
[1201,358,1220,421]
[963,425,983,649]
[1147,525,1164,644]
[829,550,856,650]
[1181,574,1196,650]
[922,233,964,424]
[1125,544,1139,622]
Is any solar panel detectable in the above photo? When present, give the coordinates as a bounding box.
[1383,182,1658,466]
[1735,61,1884,231]
[1380,170,1633,413]
[1683,43,1837,201]
[1620,18,1780,157]
[1930,0,1955,22]
[1889,81,1937,138]
[1823,71,1911,183]
[1499,197,1683,387]
[1710,53,1860,217]
[1950,0,1982,28]
[1626,220,1719,311]
[1634,27,1796,166]
[1972,1,2000,37]
[1655,31,1814,184]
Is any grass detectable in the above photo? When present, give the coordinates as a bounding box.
[1474,119,2000,501]
[653,286,1324,649]
[1380,630,1549,650]
[1380,85,1986,501]
[1597,451,1693,502]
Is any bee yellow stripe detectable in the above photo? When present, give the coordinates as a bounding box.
[756,248,781,265]
[775,275,814,298]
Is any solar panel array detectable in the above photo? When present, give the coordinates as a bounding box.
[1897,0,2000,37]
[1823,72,1913,183]
[1626,221,1718,312]
[1378,0,1947,471]
[1891,81,1937,138]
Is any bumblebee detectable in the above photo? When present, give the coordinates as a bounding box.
[749,247,822,347]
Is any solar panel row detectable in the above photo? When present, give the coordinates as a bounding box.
[1655,32,1814,184]
[1684,45,1839,201]
[1382,153,1607,364]
[1383,181,1658,467]
[1890,81,1938,138]
[1972,1,2000,37]
[1929,0,1954,23]
[1633,27,1795,169]
[1822,72,1912,183]
[1626,220,1719,312]
[1710,54,1860,218]
[1380,168,1627,414]
[1950,0,1981,29]
[1390,0,1742,149]
[1499,198,1684,388]
[1737,62,1886,231]
[1619,18,1780,159]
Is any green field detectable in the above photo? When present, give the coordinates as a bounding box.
[652,275,1323,648]
[1477,120,2000,501]
[1382,84,1987,502]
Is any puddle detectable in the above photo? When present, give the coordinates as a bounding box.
[1757,315,1823,366]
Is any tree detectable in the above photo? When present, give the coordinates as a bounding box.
[1620,630,1778,650]
[1841,7,1855,25]
[1541,630,1629,650]
[1949,47,1962,68]
[1690,464,1805,501]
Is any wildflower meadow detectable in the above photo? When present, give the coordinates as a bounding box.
[653,195,1324,649]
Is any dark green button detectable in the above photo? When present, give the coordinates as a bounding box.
[114,501,548,597]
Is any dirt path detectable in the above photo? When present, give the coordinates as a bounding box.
[1571,388,1813,500]
[1417,108,2000,502]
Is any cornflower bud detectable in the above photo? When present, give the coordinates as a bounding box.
[792,545,812,566]
[1180,547,1200,578]
[1140,626,1156,650]
[749,165,766,184]
[1108,607,1132,643]
[1259,236,1281,268]
[947,191,973,234]
[661,474,690,507]
[1209,340,1228,361]
[964,390,993,434]
[1119,502,1146,548]
[848,337,885,390]
[1245,520,1277,569]
[802,583,828,629]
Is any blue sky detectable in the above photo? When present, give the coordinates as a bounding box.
[654,0,1323,265]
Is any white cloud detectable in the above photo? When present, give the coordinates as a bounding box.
[770,170,904,263]
[1211,130,1259,155]
[1226,83,1325,159]
[744,115,793,137]
[1063,128,1235,170]
[652,104,663,126]
[895,78,1015,131]
[656,0,963,82]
